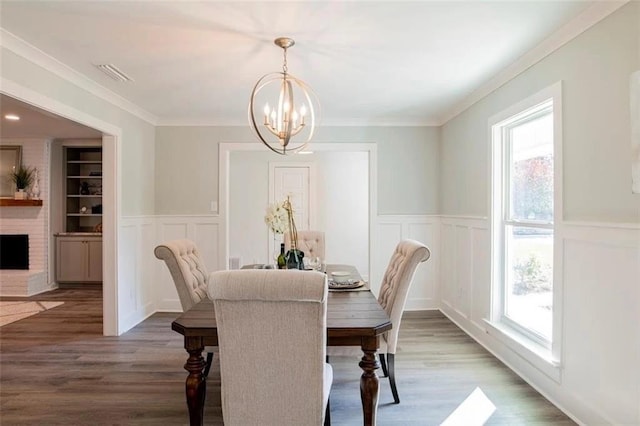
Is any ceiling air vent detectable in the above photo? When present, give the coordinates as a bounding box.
[96,64,134,82]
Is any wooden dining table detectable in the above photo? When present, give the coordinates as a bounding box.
[171,266,392,426]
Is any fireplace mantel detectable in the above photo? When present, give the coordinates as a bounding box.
[0,199,43,207]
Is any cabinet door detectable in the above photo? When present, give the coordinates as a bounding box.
[86,239,103,282]
[57,239,87,282]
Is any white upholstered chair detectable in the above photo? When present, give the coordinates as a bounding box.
[285,230,325,260]
[154,239,215,377]
[329,239,430,404]
[208,269,332,426]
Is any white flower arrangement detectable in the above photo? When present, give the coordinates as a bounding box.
[264,200,289,234]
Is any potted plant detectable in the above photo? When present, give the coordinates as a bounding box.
[10,165,34,200]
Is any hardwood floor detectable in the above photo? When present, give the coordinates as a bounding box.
[0,288,574,425]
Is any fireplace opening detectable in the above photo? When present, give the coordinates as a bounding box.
[0,234,29,270]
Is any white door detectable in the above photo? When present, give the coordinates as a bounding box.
[269,163,315,260]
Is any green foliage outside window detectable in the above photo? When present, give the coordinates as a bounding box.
[513,253,551,295]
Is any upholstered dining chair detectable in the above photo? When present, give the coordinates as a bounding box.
[208,269,332,426]
[285,230,325,260]
[328,239,430,404]
[154,239,215,377]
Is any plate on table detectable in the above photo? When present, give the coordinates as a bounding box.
[328,279,365,290]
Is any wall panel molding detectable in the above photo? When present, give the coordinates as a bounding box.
[154,215,222,311]
[375,215,440,310]
[438,215,639,426]
[120,216,156,332]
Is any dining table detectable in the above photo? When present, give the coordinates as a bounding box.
[171,264,392,426]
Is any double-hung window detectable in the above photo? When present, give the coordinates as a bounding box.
[490,83,562,368]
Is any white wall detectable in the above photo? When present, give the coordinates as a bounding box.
[154,126,440,215]
[2,37,157,334]
[438,3,640,424]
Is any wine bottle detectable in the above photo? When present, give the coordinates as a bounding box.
[277,243,286,269]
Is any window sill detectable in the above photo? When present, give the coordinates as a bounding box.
[483,319,561,383]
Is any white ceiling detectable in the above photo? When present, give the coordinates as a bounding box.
[0,94,102,139]
[1,1,597,131]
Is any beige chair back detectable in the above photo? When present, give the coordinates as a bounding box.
[378,239,431,353]
[285,230,326,260]
[154,239,209,311]
[208,269,331,426]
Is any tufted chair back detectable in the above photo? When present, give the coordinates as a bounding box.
[154,239,210,311]
[208,269,332,425]
[378,239,430,353]
[285,230,326,260]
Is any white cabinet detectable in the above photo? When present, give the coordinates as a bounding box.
[56,235,102,283]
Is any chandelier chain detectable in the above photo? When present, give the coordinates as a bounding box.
[282,47,288,74]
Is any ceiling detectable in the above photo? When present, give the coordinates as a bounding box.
[0,94,102,139]
[0,1,597,132]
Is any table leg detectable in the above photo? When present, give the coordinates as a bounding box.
[184,337,206,426]
[358,337,380,426]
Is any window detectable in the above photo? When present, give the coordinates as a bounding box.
[490,83,562,361]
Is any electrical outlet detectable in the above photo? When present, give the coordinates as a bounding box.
[210,201,218,212]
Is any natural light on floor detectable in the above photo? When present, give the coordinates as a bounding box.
[0,301,64,327]
[440,387,496,426]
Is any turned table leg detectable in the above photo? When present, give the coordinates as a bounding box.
[359,336,380,426]
[184,337,206,426]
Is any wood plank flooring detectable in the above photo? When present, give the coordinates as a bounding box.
[0,288,574,425]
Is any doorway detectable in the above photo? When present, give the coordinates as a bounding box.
[268,163,316,261]
[0,89,121,336]
[221,143,377,279]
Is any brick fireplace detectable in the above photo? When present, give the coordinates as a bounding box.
[0,139,51,296]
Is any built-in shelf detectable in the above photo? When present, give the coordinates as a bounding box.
[65,146,103,233]
[0,199,44,207]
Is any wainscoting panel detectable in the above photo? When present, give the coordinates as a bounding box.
[439,217,489,324]
[561,224,640,425]
[154,215,221,312]
[438,217,640,426]
[471,228,491,328]
[147,214,440,313]
[119,216,156,332]
[138,221,157,321]
[376,216,440,310]
[192,222,221,272]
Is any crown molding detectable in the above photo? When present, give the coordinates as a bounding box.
[438,0,629,126]
[157,117,440,127]
[0,28,158,125]
[2,0,626,130]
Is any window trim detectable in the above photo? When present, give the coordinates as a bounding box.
[488,81,564,380]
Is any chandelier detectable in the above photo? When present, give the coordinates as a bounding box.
[249,37,318,155]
